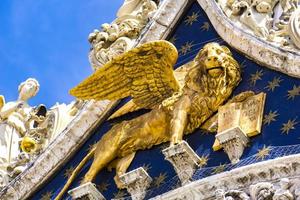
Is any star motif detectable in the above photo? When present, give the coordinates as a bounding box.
[240,60,247,70]
[184,12,199,26]
[287,85,300,100]
[265,77,282,92]
[198,155,209,167]
[97,182,110,193]
[64,166,74,179]
[249,70,264,86]
[179,41,194,56]
[263,110,279,126]
[40,191,53,200]
[212,164,226,174]
[141,163,152,172]
[153,172,167,188]
[113,190,126,199]
[281,118,298,134]
[169,36,177,44]
[200,22,210,31]
[255,145,271,160]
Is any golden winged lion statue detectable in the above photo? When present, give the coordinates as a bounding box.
[55,40,244,199]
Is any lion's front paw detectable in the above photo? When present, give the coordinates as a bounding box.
[170,135,182,146]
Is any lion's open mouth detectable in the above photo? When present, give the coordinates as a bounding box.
[207,66,223,77]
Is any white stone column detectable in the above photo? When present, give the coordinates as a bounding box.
[68,182,106,200]
[216,127,249,164]
[162,141,201,185]
[119,167,152,200]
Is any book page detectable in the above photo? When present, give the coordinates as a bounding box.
[218,102,241,133]
[239,92,266,136]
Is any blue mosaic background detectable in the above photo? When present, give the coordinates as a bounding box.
[31,1,300,199]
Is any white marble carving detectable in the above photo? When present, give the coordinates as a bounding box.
[151,154,300,200]
[197,0,300,78]
[88,0,158,69]
[216,127,249,164]
[0,78,81,190]
[68,182,106,200]
[288,7,300,49]
[249,182,275,199]
[162,141,202,185]
[119,167,152,200]
[216,189,250,200]
[273,178,294,200]
[217,0,300,51]
[0,78,41,188]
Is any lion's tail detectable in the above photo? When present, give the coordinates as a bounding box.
[54,147,96,200]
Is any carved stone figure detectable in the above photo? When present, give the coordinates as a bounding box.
[0,78,79,189]
[55,40,242,199]
[0,78,40,185]
[218,0,300,50]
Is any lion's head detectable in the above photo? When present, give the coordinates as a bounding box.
[186,43,241,96]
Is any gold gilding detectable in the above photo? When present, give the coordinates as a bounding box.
[55,41,241,200]
[214,92,266,150]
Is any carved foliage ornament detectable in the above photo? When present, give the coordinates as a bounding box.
[217,0,300,52]
[88,0,158,70]
[214,178,300,200]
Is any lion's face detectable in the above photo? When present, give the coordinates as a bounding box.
[186,42,241,95]
[199,43,233,78]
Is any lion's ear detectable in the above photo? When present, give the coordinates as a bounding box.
[221,46,232,56]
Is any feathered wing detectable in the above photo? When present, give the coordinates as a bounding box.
[109,60,195,119]
[70,40,180,109]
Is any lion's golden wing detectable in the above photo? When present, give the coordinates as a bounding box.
[70,40,180,109]
[109,60,195,119]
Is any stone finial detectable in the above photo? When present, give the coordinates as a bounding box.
[216,127,249,164]
[119,167,152,200]
[68,182,106,200]
[162,141,201,185]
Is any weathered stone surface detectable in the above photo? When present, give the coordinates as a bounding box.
[162,141,202,185]
[68,182,106,200]
[119,167,152,200]
[151,154,300,200]
[197,0,300,78]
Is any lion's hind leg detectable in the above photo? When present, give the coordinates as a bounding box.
[112,152,136,188]
[82,127,122,184]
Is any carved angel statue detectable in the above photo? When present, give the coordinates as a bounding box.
[56,40,244,199]
[0,78,41,186]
